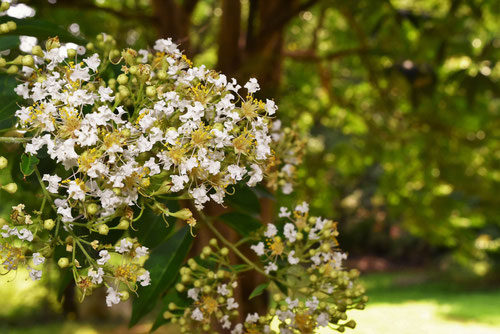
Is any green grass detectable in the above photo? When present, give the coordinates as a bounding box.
[2,269,500,333]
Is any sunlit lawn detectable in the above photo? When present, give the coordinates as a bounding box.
[2,269,500,333]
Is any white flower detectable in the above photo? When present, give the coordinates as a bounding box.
[295,201,309,214]
[264,224,277,238]
[97,250,110,265]
[283,223,297,243]
[265,99,278,115]
[264,262,277,274]
[220,315,231,329]
[244,78,260,94]
[88,267,104,284]
[191,307,204,321]
[188,288,200,301]
[285,297,299,309]
[135,246,149,259]
[98,86,114,102]
[18,228,33,242]
[42,174,61,193]
[231,324,243,334]
[83,53,100,71]
[247,164,263,187]
[250,242,265,256]
[32,252,45,265]
[171,174,189,192]
[227,164,246,181]
[287,250,299,265]
[29,268,42,281]
[217,284,229,296]
[278,207,291,218]
[138,270,151,286]
[115,239,133,254]
[306,296,319,310]
[245,312,259,324]
[317,312,329,327]
[227,297,239,310]
[106,287,121,307]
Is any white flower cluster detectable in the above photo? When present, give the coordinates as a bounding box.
[15,37,286,224]
[0,204,44,282]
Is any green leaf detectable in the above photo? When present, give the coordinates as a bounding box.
[20,153,40,176]
[150,289,190,332]
[248,282,269,300]
[225,183,261,215]
[1,18,86,44]
[130,201,179,248]
[218,212,262,237]
[129,226,193,327]
[0,35,20,50]
[0,74,22,130]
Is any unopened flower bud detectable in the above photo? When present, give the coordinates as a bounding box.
[168,302,177,311]
[6,21,16,32]
[163,311,174,319]
[58,257,69,268]
[0,23,8,33]
[1,2,10,11]
[170,208,192,220]
[120,291,130,301]
[67,48,77,58]
[7,65,18,74]
[209,238,218,247]
[31,45,43,57]
[273,294,282,302]
[0,156,7,169]
[145,86,156,97]
[86,42,94,51]
[117,73,128,85]
[175,283,185,292]
[2,182,17,194]
[44,218,55,230]
[0,217,7,227]
[202,246,212,256]
[157,70,167,80]
[86,203,99,215]
[129,65,137,75]
[116,218,129,230]
[0,58,5,67]
[220,247,229,256]
[45,37,60,51]
[98,224,109,235]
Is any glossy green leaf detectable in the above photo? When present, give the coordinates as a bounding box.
[248,282,269,300]
[129,226,193,327]
[1,18,85,44]
[218,212,262,237]
[130,201,179,248]
[0,35,20,50]
[225,183,261,215]
[20,153,40,176]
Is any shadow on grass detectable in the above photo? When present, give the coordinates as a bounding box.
[361,271,500,326]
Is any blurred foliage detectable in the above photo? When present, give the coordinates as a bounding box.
[5,0,499,277]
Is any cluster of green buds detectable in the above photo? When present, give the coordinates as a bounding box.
[166,239,241,333]
[0,156,17,194]
[0,2,16,35]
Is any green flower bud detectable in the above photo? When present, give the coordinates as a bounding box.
[58,257,69,268]
[193,279,201,288]
[129,65,138,75]
[117,74,128,85]
[112,187,122,196]
[157,70,167,80]
[1,2,10,11]
[310,274,318,283]
[188,258,198,270]
[202,285,211,294]
[0,57,6,67]
[320,243,331,252]
[145,86,156,97]
[122,48,137,65]
[0,156,7,169]
[273,294,282,302]
[6,21,16,32]
[168,302,177,310]
[98,224,109,235]
[220,247,229,256]
[120,291,130,301]
[7,65,18,74]
[86,42,94,51]
[0,23,8,34]
[67,48,76,58]
[296,232,304,241]
[181,274,190,283]
[0,217,7,227]
[86,203,99,215]
[175,283,185,292]
[45,37,60,51]
[202,246,212,256]
[116,218,129,230]
[44,219,55,230]
[170,208,193,220]
[31,45,43,57]
[2,182,17,194]
[163,311,174,319]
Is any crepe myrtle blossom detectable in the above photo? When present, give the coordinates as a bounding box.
[15,36,299,232]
